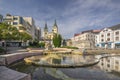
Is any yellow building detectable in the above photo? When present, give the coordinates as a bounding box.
[43,20,58,40]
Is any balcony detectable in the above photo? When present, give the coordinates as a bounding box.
[19,26,26,30]
[3,18,13,21]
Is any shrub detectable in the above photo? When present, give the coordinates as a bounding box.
[61,46,78,49]
[39,42,45,48]
[0,47,5,53]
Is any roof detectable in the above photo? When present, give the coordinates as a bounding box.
[81,30,93,33]
[93,30,101,33]
[74,33,81,37]
[109,24,120,30]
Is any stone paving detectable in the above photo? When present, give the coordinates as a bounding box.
[0,66,31,80]
[0,49,43,65]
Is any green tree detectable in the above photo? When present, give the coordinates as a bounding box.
[19,32,32,46]
[0,23,32,52]
[0,23,20,53]
[53,34,62,47]
[39,42,45,48]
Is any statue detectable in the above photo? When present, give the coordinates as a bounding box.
[45,41,52,50]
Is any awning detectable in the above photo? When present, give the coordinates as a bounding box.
[115,42,120,44]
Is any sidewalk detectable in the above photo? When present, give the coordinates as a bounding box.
[0,66,31,80]
[7,47,28,53]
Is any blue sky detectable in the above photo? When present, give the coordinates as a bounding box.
[0,0,120,39]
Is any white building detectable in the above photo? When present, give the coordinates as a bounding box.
[96,24,120,49]
[71,30,99,49]
[23,17,37,39]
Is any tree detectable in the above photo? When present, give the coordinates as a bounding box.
[0,23,32,53]
[53,34,62,47]
[0,23,20,40]
[39,42,45,48]
[19,32,32,46]
[0,23,20,53]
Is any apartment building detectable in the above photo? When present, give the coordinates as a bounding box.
[35,27,41,40]
[96,24,120,49]
[72,30,96,49]
[3,14,38,40]
[23,17,37,39]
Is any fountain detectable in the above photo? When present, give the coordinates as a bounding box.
[24,46,98,68]
[44,41,53,51]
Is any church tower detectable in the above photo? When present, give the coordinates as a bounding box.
[44,22,48,39]
[52,20,58,34]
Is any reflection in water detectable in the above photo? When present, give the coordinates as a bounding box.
[9,55,120,80]
[97,56,120,73]
[27,54,95,66]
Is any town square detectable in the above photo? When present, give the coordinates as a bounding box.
[0,0,120,80]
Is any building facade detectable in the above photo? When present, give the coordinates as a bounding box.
[35,27,41,40]
[3,14,39,40]
[96,24,120,49]
[71,30,97,49]
[43,20,58,40]
[66,39,72,46]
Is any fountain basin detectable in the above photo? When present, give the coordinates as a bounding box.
[24,54,98,68]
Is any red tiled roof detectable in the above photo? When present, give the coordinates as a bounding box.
[74,33,81,37]
[93,30,101,33]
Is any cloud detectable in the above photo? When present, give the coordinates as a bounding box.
[1,0,120,39]
[56,0,120,38]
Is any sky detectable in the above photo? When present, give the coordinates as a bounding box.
[0,0,120,39]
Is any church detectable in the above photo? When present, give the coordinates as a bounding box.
[43,20,59,40]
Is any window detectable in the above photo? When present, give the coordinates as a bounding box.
[115,66,119,70]
[115,60,119,64]
[101,63,104,65]
[116,37,119,41]
[107,33,110,36]
[107,59,110,62]
[115,31,119,35]
[13,17,18,20]
[101,35,104,37]
[107,64,110,67]
[101,39,104,42]
[107,38,110,41]
[13,22,18,25]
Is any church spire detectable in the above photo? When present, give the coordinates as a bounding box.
[44,22,48,32]
[52,20,58,34]
[44,22,48,29]
[54,19,58,27]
